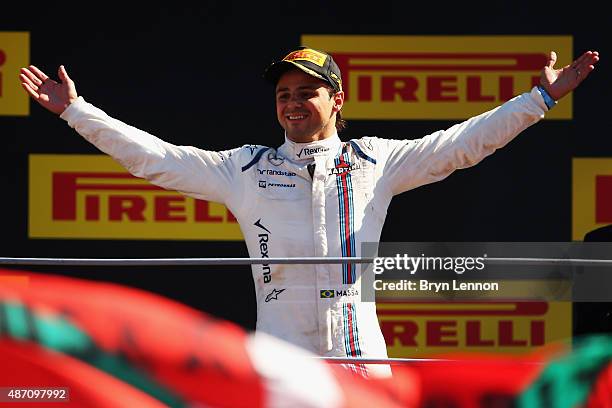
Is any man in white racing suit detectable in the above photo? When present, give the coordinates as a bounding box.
[19,47,599,377]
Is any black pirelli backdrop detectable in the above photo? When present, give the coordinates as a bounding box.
[1,3,610,332]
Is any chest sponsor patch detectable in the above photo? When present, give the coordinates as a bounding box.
[257,169,297,177]
[296,146,330,159]
[267,151,285,166]
[265,288,285,302]
[320,289,360,298]
[328,162,361,175]
[258,180,296,189]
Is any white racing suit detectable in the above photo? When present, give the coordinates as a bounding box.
[60,87,549,377]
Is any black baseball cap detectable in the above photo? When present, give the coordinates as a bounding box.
[264,47,343,92]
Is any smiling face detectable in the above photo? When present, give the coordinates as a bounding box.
[275,69,344,143]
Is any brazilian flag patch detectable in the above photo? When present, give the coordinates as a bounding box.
[320,289,335,299]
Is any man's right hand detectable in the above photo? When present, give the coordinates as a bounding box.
[19,65,78,115]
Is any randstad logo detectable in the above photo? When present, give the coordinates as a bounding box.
[296,146,330,158]
[320,289,335,299]
[257,169,296,177]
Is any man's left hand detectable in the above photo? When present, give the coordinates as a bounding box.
[540,50,599,100]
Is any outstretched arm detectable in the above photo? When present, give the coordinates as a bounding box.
[19,65,78,114]
[18,64,239,205]
[540,50,599,100]
[381,49,600,196]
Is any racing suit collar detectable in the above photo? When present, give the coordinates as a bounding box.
[279,133,342,162]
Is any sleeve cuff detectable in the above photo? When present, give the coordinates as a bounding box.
[59,96,87,124]
[536,85,557,110]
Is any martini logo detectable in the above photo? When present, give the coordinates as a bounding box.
[301,35,572,120]
[572,158,612,240]
[0,32,29,115]
[328,162,361,175]
[377,301,571,357]
[29,155,242,240]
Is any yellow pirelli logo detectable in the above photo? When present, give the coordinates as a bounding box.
[29,155,243,240]
[573,158,612,240]
[377,301,571,357]
[0,32,29,116]
[301,35,572,120]
[284,48,327,67]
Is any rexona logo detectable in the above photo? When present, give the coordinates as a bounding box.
[254,218,272,283]
[296,146,330,158]
[301,35,572,120]
[572,158,612,240]
[0,32,29,116]
[377,301,571,357]
[29,155,242,240]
